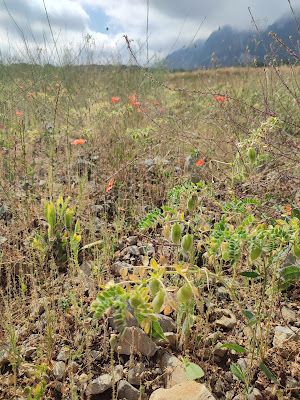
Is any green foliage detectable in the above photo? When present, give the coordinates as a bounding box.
[139,208,164,231]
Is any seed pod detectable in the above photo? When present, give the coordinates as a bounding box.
[247,147,256,163]
[163,225,171,240]
[250,245,262,261]
[130,295,142,309]
[222,250,230,262]
[65,208,74,227]
[109,334,118,347]
[181,234,193,253]
[149,278,161,297]
[152,289,165,313]
[47,202,56,229]
[171,223,181,244]
[293,241,300,260]
[177,282,193,303]
[187,194,198,212]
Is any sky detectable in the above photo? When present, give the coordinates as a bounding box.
[0,0,298,64]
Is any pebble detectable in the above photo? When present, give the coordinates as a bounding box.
[117,380,142,400]
[116,327,158,357]
[149,381,215,400]
[127,362,145,385]
[214,309,237,330]
[160,352,187,388]
[272,325,299,347]
[89,365,123,395]
[53,361,65,380]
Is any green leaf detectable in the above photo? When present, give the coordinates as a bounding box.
[219,343,247,353]
[230,363,246,383]
[184,361,205,381]
[241,271,260,278]
[259,362,280,385]
[282,265,300,282]
[242,310,255,321]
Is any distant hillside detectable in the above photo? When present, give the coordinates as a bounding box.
[164,13,300,70]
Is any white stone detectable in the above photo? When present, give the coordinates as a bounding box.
[149,381,215,400]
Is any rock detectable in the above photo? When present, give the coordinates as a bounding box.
[204,331,220,346]
[91,204,104,215]
[53,361,66,380]
[160,353,187,388]
[125,245,140,256]
[214,378,225,397]
[0,236,8,244]
[216,286,230,301]
[89,365,123,395]
[90,350,101,361]
[70,361,80,373]
[117,380,142,400]
[57,347,70,361]
[214,309,237,330]
[272,325,299,347]
[247,388,264,400]
[149,381,215,400]
[155,314,176,333]
[111,261,133,277]
[281,307,296,322]
[0,205,12,221]
[0,343,10,367]
[30,298,47,319]
[213,342,228,358]
[128,362,146,385]
[116,327,158,357]
[127,236,138,245]
[80,262,92,277]
[236,358,248,373]
[139,244,155,256]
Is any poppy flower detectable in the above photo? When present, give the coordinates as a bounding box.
[55,83,60,87]
[16,111,23,116]
[55,75,59,78]
[47,87,52,90]
[19,86,24,89]
[154,101,160,105]
[131,101,141,107]
[118,207,125,211]
[112,97,120,103]
[106,178,114,192]
[28,92,35,98]
[196,157,205,166]
[129,93,136,102]
[137,108,142,112]
[286,205,291,215]
[214,96,226,102]
[71,139,87,145]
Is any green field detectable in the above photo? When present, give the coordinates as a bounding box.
[0,60,299,399]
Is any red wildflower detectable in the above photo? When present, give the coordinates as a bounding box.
[19,86,24,89]
[118,207,125,211]
[214,96,226,102]
[55,75,59,78]
[137,108,142,112]
[286,205,291,215]
[196,157,205,167]
[153,101,160,105]
[16,111,23,116]
[55,83,60,87]
[28,92,35,98]
[129,93,136,102]
[106,178,114,192]
[131,101,141,107]
[47,87,52,90]
[71,139,87,145]
[112,97,120,103]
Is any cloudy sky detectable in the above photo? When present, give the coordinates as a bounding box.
[0,0,298,64]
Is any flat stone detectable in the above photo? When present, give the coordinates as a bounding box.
[247,388,264,400]
[53,361,65,380]
[116,327,158,357]
[111,261,133,277]
[90,350,101,361]
[149,381,215,400]
[127,236,138,245]
[160,353,187,388]
[80,262,92,277]
[90,365,123,395]
[214,309,237,330]
[126,245,140,256]
[156,314,176,333]
[281,307,296,322]
[117,380,141,400]
[128,362,146,385]
[0,343,10,367]
[0,236,8,244]
[57,347,70,361]
[272,326,299,347]
[213,342,228,358]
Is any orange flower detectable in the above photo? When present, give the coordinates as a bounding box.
[129,93,136,102]
[106,178,114,192]
[154,101,160,105]
[19,85,24,89]
[16,111,23,116]
[118,207,125,211]
[71,139,87,145]
[112,97,120,103]
[28,92,35,98]
[47,87,52,90]
[137,108,142,112]
[55,75,59,78]
[131,101,141,107]
[55,83,60,87]
[196,157,205,166]
[286,205,291,215]
[214,96,226,102]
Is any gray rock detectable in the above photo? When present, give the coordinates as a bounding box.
[236,358,248,373]
[217,286,230,301]
[91,204,104,214]
[57,347,69,361]
[214,378,225,397]
[247,388,264,400]
[80,262,92,277]
[90,350,101,361]
[126,245,140,256]
[160,352,187,388]
[116,327,158,357]
[214,309,237,330]
[281,307,296,322]
[139,244,155,256]
[70,361,80,373]
[127,236,138,245]
[0,343,10,367]
[0,236,8,244]
[204,331,220,346]
[155,314,176,333]
[30,298,47,319]
[53,361,65,380]
[272,325,299,347]
[89,365,123,395]
[117,380,141,400]
[149,381,215,400]
[0,205,12,221]
[213,342,228,358]
[128,362,145,385]
[111,261,134,277]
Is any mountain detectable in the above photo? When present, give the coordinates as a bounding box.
[164,13,300,70]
